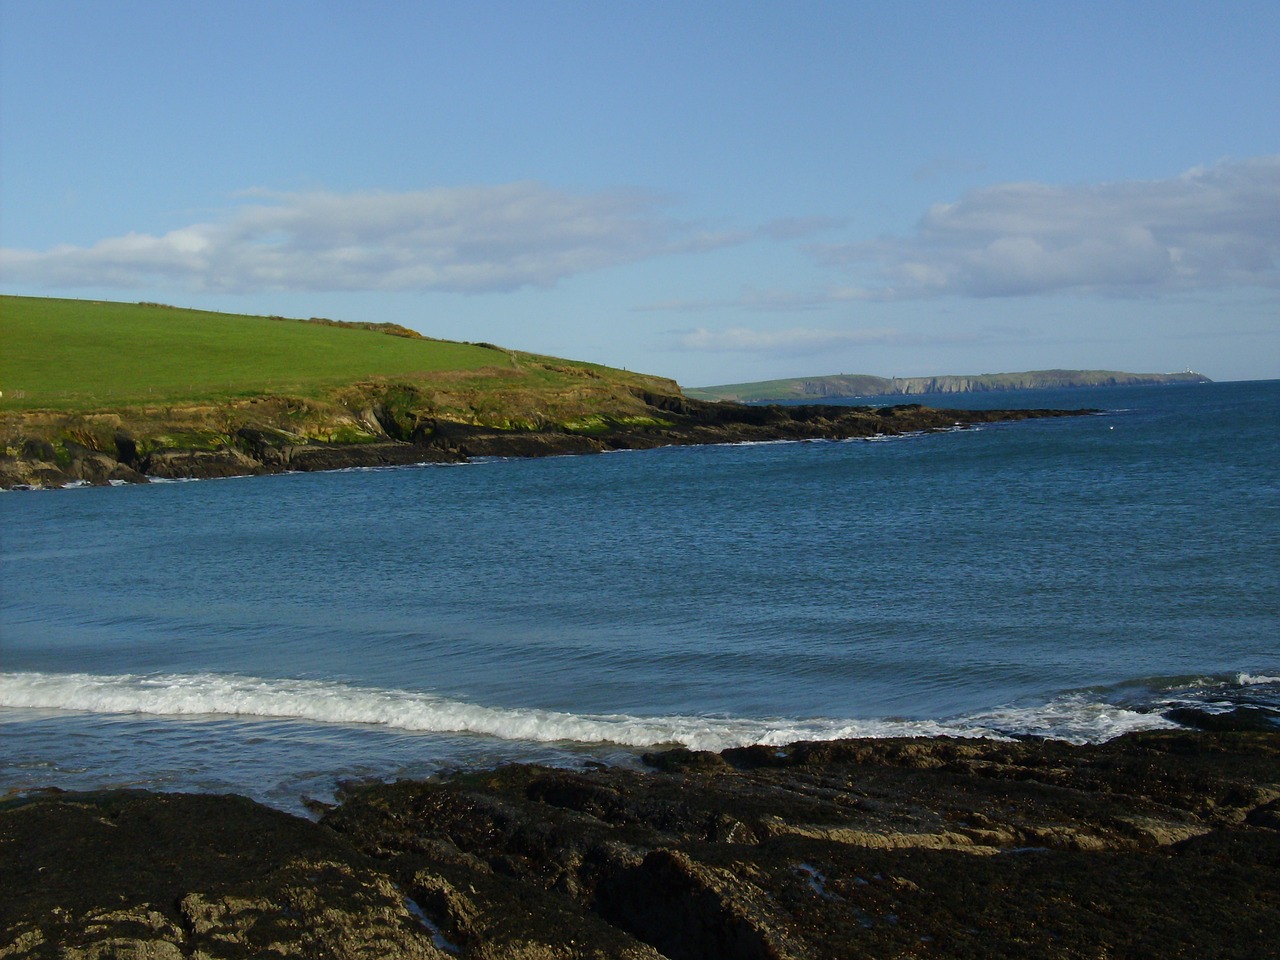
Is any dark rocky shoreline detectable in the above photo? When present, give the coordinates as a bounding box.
[0,394,1090,490]
[4,723,1278,959]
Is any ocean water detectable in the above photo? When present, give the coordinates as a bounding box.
[2,379,1277,813]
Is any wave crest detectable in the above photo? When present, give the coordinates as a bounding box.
[0,671,990,751]
[0,670,1200,750]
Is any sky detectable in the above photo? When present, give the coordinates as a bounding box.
[2,1,1277,387]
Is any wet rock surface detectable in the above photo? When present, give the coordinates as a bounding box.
[4,731,1278,958]
[0,791,449,959]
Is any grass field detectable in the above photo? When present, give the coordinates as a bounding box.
[0,296,512,410]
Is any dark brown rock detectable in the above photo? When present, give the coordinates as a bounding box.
[321,732,1280,959]
[141,447,262,480]
[1163,705,1280,733]
[0,791,447,959]
[20,439,57,462]
[10,733,1272,957]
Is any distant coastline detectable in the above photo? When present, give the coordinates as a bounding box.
[686,369,1212,403]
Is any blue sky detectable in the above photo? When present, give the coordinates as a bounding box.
[2,1,1277,386]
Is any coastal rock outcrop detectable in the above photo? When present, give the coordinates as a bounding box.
[3,730,1277,958]
[0,792,451,959]
[0,393,1092,489]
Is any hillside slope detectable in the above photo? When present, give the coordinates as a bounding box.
[0,295,671,411]
[0,297,1089,488]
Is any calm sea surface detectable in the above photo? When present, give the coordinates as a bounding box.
[2,380,1277,812]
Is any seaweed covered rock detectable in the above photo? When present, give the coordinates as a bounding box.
[322,731,1280,959]
[6,731,1275,958]
[0,791,450,959]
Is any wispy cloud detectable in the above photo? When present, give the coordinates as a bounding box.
[672,325,985,355]
[0,184,741,294]
[812,156,1280,299]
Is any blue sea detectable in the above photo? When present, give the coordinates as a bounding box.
[2,380,1277,813]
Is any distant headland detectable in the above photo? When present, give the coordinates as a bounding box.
[686,369,1212,403]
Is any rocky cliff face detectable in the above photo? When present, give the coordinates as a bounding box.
[3,726,1278,958]
[885,370,1211,395]
[0,392,1090,490]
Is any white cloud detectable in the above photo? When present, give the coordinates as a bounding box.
[812,156,1280,299]
[0,184,738,294]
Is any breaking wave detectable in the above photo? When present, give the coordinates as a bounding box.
[2,669,1243,751]
[0,671,989,750]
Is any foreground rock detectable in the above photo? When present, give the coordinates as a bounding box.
[0,792,455,959]
[0,392,1088,489]
[3,730,1277,958]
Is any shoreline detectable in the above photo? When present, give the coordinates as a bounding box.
[0,396,1091,490]
[4,722,1278,958]
[6,668,1279,818]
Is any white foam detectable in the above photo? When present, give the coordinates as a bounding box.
[1236,672,1280,687]
[0,671,995,751]
[1153,672,1280,695]
[1,671,1223,751]
[963,694,1178,744]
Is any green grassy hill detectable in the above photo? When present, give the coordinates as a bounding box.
[0,295,678,423]
[0,296,685,479]
[0,296,512,410]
